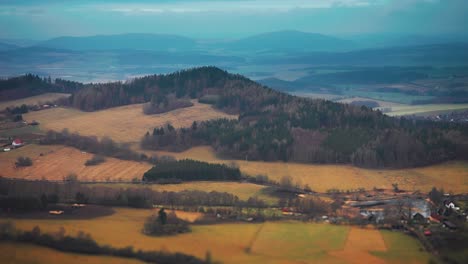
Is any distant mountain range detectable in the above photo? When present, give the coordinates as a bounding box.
[1,31,467,82]
[217,30,356,52]
[1,31,465,53]
[37,33,197,51]
[31,31,355,52]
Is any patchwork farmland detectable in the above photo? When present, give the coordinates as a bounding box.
[149,146,468,193]
[2,207,431,264]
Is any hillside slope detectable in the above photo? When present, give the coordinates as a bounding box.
[67,67,468,168]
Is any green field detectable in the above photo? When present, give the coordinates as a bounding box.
[371,230,432,263]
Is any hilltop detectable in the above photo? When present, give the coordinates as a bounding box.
[3,67,468,168]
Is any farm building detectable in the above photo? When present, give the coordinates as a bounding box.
[442,220,457,230]
[412,212,426,223]
[429,213,443,223]
[12,138,24,147]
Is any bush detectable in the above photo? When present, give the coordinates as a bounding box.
[15,156,32,167]
[84,155,106,166]
[143,209,191,236]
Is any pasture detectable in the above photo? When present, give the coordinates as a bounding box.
[3,207,431,264]
[0,242,144,264]
[0,93,70,110]
[23,101,237,143]
[0,144,151,181]
[149,146,468,193]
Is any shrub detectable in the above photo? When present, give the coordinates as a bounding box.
[15,156,32,167]
[143,209,191,236]
[84,155,106,166]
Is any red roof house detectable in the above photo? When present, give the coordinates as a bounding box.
[12,138,24,147]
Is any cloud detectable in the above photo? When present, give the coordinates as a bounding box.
[94,0,377,15]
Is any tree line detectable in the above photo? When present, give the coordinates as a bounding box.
[0,178,260,210]
[40,129,150,162]
[143,159,242,182]
[0,74,83,101]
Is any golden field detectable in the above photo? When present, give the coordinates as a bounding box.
[0,242,144,264]
[1,143,466,194]
[3,207,431,264]
[23,101,237,143]
[0,144,151,181]
[0,93,70,110]
[150,146,468,193]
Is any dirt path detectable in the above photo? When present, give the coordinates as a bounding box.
[329,227,387,264]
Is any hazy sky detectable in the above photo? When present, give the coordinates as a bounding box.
[0,0,467,40]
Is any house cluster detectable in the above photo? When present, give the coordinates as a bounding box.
[428,199,465,231]
[2,138,24,152]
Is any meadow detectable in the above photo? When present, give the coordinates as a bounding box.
[23,101,237,143]
[3,207,431,264]
[149,146,468,193]
[0,93,70,110]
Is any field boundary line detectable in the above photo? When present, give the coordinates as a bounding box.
[245,222,265,254]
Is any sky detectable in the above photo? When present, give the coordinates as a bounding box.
[0,0,467,40]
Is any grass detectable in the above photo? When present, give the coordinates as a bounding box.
[146,146,468,193]
[23,101,237,143]
[90,181,278,204]
[371,230,432,264]
[0,93,71,110]
[0,125,44,138]
[0,144,151,181]
[0,242,144,264]
[4,207,431,264]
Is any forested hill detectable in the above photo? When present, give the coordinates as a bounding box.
[0,74,83,101]
[68,66,463,169]
[5,67,468,168]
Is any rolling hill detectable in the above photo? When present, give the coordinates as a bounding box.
[62,66,468,168]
